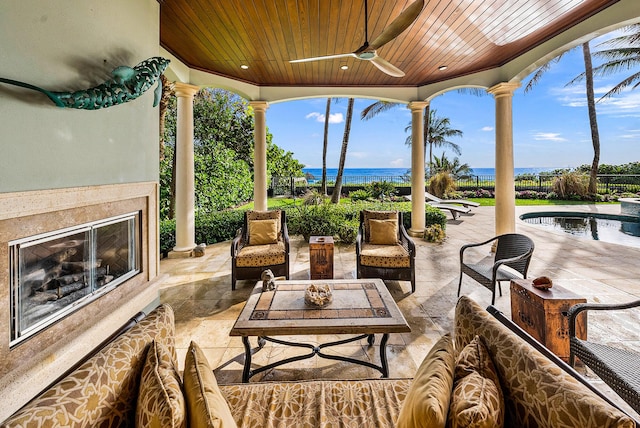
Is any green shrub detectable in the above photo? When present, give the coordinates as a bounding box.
[159,219,176,257]
[552,172,589,199]
[349,189,371,201]
[365,181,396,199]
[337,219,359,244]
[424,224,446,243]
[194,210,244,244]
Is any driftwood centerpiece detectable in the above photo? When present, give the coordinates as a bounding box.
[304,283,333,307]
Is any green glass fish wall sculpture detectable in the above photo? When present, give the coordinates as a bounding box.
[0,57,170,110]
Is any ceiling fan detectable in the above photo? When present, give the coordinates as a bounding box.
[289,0,424,78]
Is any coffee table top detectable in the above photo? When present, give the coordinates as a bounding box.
[230,279,410,336]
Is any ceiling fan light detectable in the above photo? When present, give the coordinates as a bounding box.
[240,64,249,69]
[438,65,448,71]
[340,64,349,70]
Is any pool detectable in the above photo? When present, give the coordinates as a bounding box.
[520,211,640,248]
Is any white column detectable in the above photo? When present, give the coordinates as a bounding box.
[408,101,429,237]
[488,82,520,236]
[251,101,269,211]
[172,82,199,253]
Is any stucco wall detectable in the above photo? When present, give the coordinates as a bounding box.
[0,0,160,193]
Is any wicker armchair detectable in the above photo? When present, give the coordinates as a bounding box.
[231,210,290,290]
[568,299,640,414]
[356,210,416,293]
[457,233,534,305]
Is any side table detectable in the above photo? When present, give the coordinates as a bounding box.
[510,279,587,362]
[309,236,334,279]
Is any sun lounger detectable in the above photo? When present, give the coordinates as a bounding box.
[429,203,470,219]
[425,191,480,208]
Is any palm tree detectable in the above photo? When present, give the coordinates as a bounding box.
[361,101,463,177]
[525,42,601,194]
[404,109,462,176]
[331,98,355,203]
[321,98,331,195]
[431,152,473,178]
[591,24,640,99]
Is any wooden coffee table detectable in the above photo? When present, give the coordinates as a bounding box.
[230,278,410,382]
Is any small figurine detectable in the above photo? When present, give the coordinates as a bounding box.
[261,269,276,292]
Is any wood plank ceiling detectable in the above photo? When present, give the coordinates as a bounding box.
[160,0,620,87]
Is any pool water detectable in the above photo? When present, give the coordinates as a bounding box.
[520,212,640,248]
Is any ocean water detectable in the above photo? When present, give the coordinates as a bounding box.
[302,167,557,180]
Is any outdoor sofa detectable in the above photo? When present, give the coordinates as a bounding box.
[2,296,636,427]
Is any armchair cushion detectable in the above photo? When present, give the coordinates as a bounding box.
[359,244,411,268]
[247,210,281,235]
[248,219,278,245]
[369,219,399,245]
[363,210,398,242]
[235,241,286,268]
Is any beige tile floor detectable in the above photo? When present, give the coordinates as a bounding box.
[157,204,640,418]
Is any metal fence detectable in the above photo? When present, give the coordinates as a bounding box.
[271,174,640,196]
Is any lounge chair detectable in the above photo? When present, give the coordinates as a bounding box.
[425,191,480,208]
[404,194,471,220]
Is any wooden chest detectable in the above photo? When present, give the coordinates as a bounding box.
[309,236,334,279]
[510,279,587,362]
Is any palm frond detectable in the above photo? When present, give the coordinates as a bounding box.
[360,100,400,121]
[598,71,640,99]
[524,55,565,93]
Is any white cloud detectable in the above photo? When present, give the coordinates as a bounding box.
[390,158,404,167]
[481,126,494,131]
[305,112,344,123]
[532,132,567,142]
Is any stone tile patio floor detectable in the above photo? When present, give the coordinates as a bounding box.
[157,204,640,419]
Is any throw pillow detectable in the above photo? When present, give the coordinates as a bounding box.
[136,340,186,428]
[396,333,455,428]
[183,341,237,428]
[369,219,399,245]
[447,335,504,428]
[249,218,278,245]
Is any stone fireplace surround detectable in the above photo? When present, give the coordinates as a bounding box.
[0,182,160,419]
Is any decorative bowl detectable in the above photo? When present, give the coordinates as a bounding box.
[304,283,333,307]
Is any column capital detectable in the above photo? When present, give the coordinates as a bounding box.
[487,82,521,98]
[249,100,269,112]
[173,82,200,98]
[407,101,429,112]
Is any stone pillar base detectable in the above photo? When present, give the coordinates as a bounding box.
[167,248,194,259]
[408,228,424,238]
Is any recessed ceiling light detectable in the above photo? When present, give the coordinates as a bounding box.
[340,64,349,70]
[240,64,249,69]
[438,65,448,71]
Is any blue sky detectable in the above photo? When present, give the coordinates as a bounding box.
[265,30,640,170]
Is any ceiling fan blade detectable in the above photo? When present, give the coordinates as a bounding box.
[370,56,405,77]
[290,53,356,63]
[369,0,424,50]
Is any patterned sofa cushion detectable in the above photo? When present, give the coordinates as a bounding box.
[448,335,504,428]
[136,340,186,428]
[363,210,398,242]
[454,296,634,428]
[359,243,411,268]
[219,378,411,428]
[1,304,176,428]
[235,241,286,267]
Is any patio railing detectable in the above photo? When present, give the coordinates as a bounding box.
[271,174,640,197]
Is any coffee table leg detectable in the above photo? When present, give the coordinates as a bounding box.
[241,336,252,383]
[380,333,389,377]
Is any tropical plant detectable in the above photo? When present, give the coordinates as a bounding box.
[590,24,640,99]
[365,181,396,200]
[428,171,457,198]
[552,171,589,199]
[424,224,446,243]
[430,153,472,178]
[331,98,355,204]
[524,42,601,194]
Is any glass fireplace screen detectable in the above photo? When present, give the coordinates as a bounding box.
[9,212,140,345]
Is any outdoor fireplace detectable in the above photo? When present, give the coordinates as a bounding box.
[9,212,140,345]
